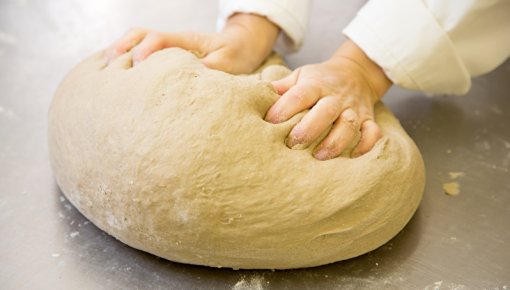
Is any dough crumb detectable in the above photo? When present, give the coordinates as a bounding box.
[448,172,465,179]
[443,182,460,196]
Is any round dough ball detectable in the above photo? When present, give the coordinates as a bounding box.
[48,48,425,269]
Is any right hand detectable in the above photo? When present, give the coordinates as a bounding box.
[105,13,279,75]
[265,40,392,160]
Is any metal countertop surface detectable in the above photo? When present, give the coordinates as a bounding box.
[1,1,509,289]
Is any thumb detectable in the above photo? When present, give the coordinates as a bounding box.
[201,51,237,74]
[271,69,299,95]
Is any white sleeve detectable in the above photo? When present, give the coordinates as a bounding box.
[217,0,311,54]
[343,0,510,95]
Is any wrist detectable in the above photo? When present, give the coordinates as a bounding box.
[222,13,279,63]
[331,39,392,100]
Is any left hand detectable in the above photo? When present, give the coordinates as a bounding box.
[104,13,279,74]
[265,40,392,160]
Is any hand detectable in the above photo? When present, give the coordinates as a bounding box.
[265,40,392,160]
[105,13,279,74]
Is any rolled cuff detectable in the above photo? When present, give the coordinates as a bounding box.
[217,0,309,54]
[343,0,471,95]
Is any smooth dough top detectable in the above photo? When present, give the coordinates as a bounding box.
[48,48,425,269]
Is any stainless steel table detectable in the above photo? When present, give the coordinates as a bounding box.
[1,1,509,289]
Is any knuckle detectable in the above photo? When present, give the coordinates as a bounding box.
[289,90,307,104]
[305,79,321,88]
[319,104,338,120]
[341,112,360,131]
[341,109,357,122]
[306,81,323,96]
[322,139,342,153]
[358,109,374,123]
[342,116,360,131]
[290,85,316,105]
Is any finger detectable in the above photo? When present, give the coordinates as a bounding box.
[286,96,342,149]
[160,31,205,52]
[106,52,133,70]
[271,69,299,95]
[351,120,383,157]
[265,82,321,124]
[357,103,375,125]
[106,28,148,63]
[131,32,167,65]
[313,108,360,160]
[131,32,205,65]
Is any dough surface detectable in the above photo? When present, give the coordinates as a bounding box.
[48,48,425,269]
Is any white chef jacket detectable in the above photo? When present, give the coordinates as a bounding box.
[217,0,510,95]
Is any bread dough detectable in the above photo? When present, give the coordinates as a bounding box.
[48,48,425,269]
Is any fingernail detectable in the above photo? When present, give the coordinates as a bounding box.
[286,135,297,148]
[285,127,303,149]
[286,135,307,149]
[314,149,330,160]
[265,115,275,123]
[265,113,279,124]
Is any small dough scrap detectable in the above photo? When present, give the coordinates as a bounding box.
[443,182,460,196]
[448,172,465,179]
[48,48,425,269]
